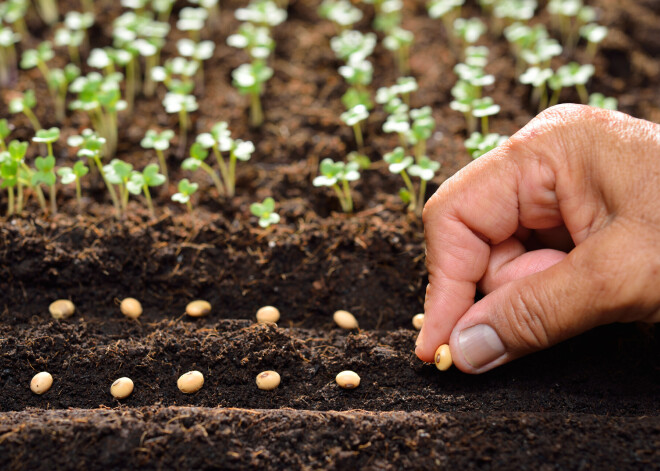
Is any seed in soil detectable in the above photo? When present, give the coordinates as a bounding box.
[435,344,453,371]
[110,377,134,399]
[256,305,280,324]
[256,370,281,390]
[49,299,75,320]
[336,370,361,389]
[186,300,211,317]
[412,313,425,330]
[120,297,142,319]
[30,372,53,395]
[177,371,204,393]
[333,310,359,329]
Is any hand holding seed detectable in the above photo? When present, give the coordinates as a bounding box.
[417,105,660,374]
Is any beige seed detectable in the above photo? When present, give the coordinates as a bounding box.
[30,371,53,395]
[333,310,359,330]
[434,344,453,371]
[256,370,281,390]
[186,300,211,317]
[177,370,204,393]
[336,370,361,389]
[120,297,143,319]
[110,377,134,399]
[256,305,280,324]
[49,299,75,320]
[412,313,425,330]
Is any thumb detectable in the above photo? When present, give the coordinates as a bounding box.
[448,223,644,374]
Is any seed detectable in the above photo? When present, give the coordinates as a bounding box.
[186,300,211,317]
[336,370,360,389]
[120,297,143,319]
[434,344,453,371]
[412,313,425,330]
[177,370,204,393]
[30,372,53,395]
[110,377,134,399]
[256,305,280,324]
[256,370,281,390]
[49,299,75,320]
[333,310,359,330]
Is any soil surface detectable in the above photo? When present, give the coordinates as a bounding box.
[1,0,659,468]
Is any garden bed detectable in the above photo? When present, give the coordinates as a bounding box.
[1,0,659,468]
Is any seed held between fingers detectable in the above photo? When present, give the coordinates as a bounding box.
[435,344,453,371]
[412,313,424,330]
[120,298,143,319]
[256,306,280,324]
[110,377,134,399]
[177,370,204,393]
[49,299,75,320]
[186,300,211,317]
[30,372,53,394]
[336,370,360,389]
[333,310,359,329]
[256,370,281,390]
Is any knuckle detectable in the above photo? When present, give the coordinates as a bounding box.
[502,283,553,351]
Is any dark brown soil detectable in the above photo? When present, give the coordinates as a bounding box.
[1,0,659,468]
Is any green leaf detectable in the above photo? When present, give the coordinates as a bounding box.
[0,119,10,139]
[143,163,166,187]
[57,167,77,185]
[33,127,61,144]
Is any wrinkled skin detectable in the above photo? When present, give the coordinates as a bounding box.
[417,104,660,374]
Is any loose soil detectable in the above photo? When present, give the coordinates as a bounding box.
[1,0,659,468]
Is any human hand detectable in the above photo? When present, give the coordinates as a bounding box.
[416,104,660,373]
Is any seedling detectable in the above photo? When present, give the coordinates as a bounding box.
[103,159,134,216]
[177,7,207,41]
[250,197,280,228]
[189,0,220,26]
[31,156,57,214]
[35,0,59,25]
[588,93,617,110]
[227,23,274,60]
[453,17,486,50]
[87,47,132,76]
[338,58,373,99]
[0,24,20,85]
[520,66,553,110]
[464,131,508,159]
[182,142,225,195]
[232,61,273,127]
[171,178,199,215]
[0,139,45,215]
[56,11,94,65]
[363,0,403,33]
[471,97,500,134]
[153,0,176,23]
[520,37,562,68]
[427,0,464,37]
[330,30,377,63]
[141,129,175,181]
[32,127,60,159]
[126,164,166,217]
[548,62,594,104]
[163,89,199,149]
[235,0,287,28]
[318,0,363,31]
[492,0,536,34]
[409,106,435,160]
[0,119,10,152]
[21,41,55,90]
[57,161,89,212]
[340,104,369,150]
[580,23,607,58]
[407,156,440,211]
[383,146,416,210]
[383,27,414,75]
[313,158,360,213]
[465,45,489,67]
[9,90,42,131]
[47,64,81,121]
[177,38,215,84]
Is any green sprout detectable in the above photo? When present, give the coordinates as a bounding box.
[235,0,287,28]
[182,142,225,196]
[227,23,274,60]
[340,104,369,150]
[171,178,198,215]
[162,84,198,149]
[250,197,280,228]
[464,131,508,159]
[471,97,500,135]
[47,64,81,121]
[520,37,562,68]
[87,47,132,76]
[363,0,403,33]
[338,59,373,98]
[0,0,29,36]
[383,27,414,75]
[34,0,59,24]
[520,66,553,111]
[588,93,617,110]
[103,159,135,217]
[189,0,220,27]
[177,39,215,84]
[194,122,255,197]
[9,90,42,131]
[231,61,273,127]
[0,24,20,86]
[32,127,60,159]
[0,140,30,215]
[31,156,57,214]
[407,156,440,211]
[580,23,607,58]
[313,158,360,213]
[504,23,553,74]
[141,129,175,182]
[55,11,94,65]
[548,0,595,50]
[409,106,435,160]
[20,41,54,84]
[453,18,486,49]
[383,146,417,211]
[153,0,176,23]
[177,7,208,41]
[427,0,464,37]
[465,45,489,67]
[57,161,89,212]
[0,119,10,152]
[549,62,594,104]
[491,0,536,35]
[330,30,377,63]
[126,163,166,218]
[318,0,363,32]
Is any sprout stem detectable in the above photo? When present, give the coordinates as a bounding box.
[92,155,121,214]
[49,183,56,214]
[228,152,237,197]
[332,183,348,212]
[417,179,427,216]
[414,141,426,162]
[199,161,225,195]
[17,183,24,213]
[576,84,589,104]
[7,186,15,216]
[143,184,155,218]
[352,123,364,150]
[126,57,136,113]
[481,116,489,135]
[549,87,561,107]
[156,149,168,182]
[23,107,42,131]
[250,91,264,127]
[342,179,353,213]
[35,185,48,214]
[212,146,231,195]
[179,109,188,151]
[400,170,417,211]
[75,177,82,213]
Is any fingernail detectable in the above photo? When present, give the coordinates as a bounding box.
[458,324,506,368]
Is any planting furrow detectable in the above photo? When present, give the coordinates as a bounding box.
[1,320,657,415]
[0,407,658,470]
